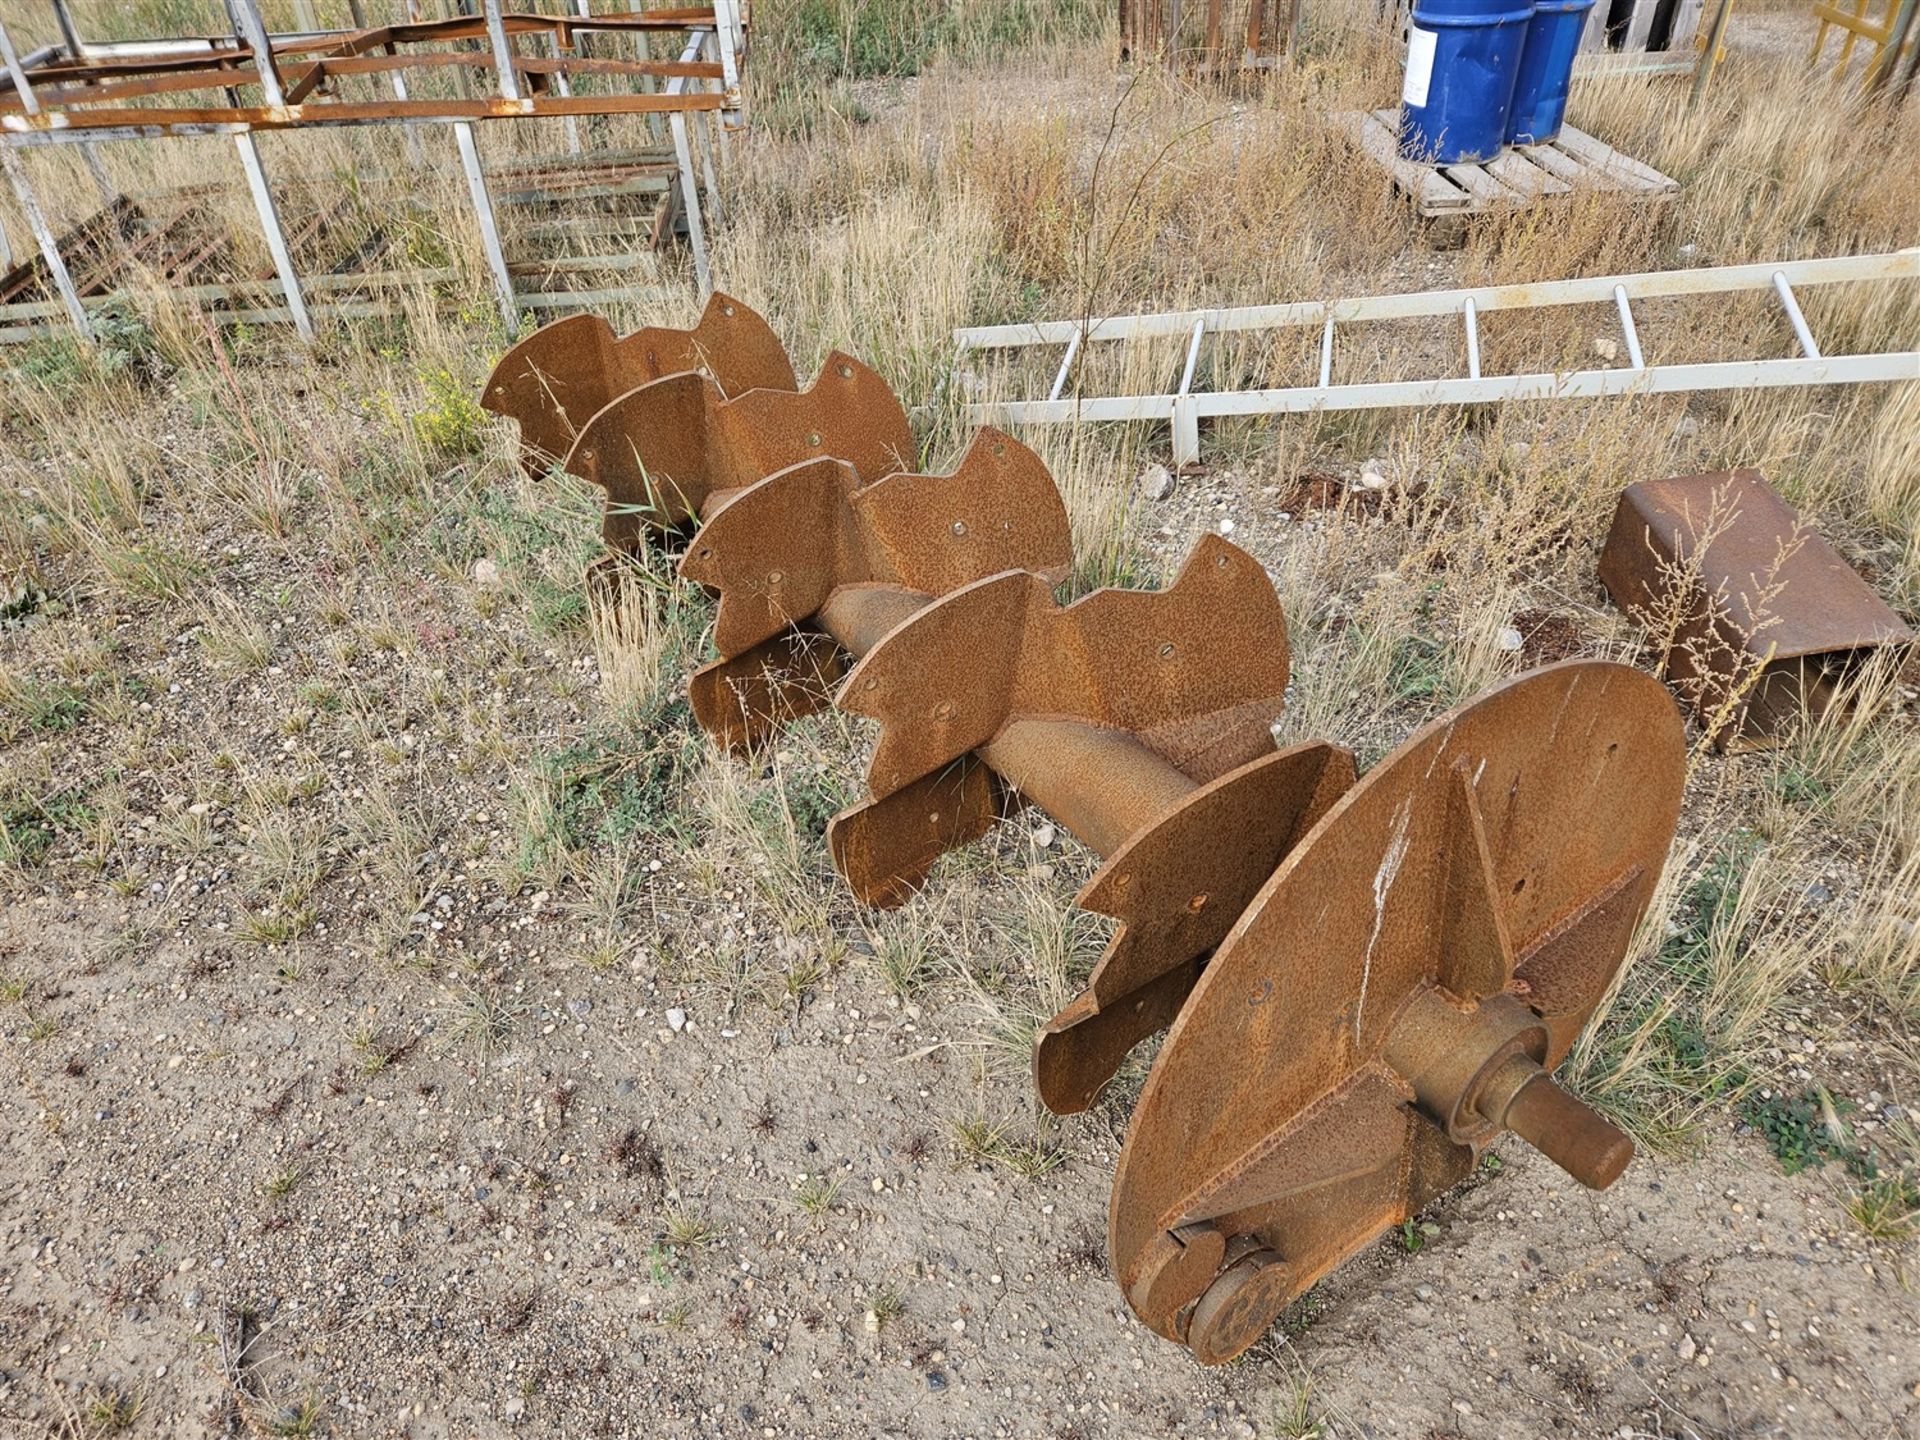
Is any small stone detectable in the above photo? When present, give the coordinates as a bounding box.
[473,557,502,587]
[1139,464,1174,503]
[667,1008,687,1033]
[1678,1334,1697,1361]
[1359,469,1389,491]
[1593,336,1619,363]
[568,998,592,1018]
[863,1309,881,1335]
[926,1371,948,1392]
[1217,517,1235,536]
[1452,1400,1473,1416]
[1031,823,1057,850]
[1496,626,1524,652]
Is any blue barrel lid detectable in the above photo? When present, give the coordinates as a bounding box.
[1411,0,1536,22]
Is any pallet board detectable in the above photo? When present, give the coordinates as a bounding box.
[1331,109,1681,219]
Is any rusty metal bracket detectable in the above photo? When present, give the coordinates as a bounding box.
[1109,660,1686,1364]
[481,291,797,477]
[678,427,1074,752]
[1599,469,1914,749]
[561,349,915,550]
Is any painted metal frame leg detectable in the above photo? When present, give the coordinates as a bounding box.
[1,147,91,340]
[454,121,519,335]
[669,112,712,296]
[234,132,313,341]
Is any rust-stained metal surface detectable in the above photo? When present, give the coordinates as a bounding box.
[1109,660,1686,1364]
[562,351,915,549]
[0,10,735,141]
[513,297,1688,1368]
[678,428,1073,752]
[836,535,1293,804]
[1599,469,1914,748]
[481,292,797,477]
[824,536,1351,1104]
[1035,740,1355,1115]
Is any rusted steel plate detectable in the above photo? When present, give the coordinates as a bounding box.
[825,535,1308,1063]
[1111,660,1686,1363]
[1034,740,1356,1115]
[837,535,1291,803]
[678,429,1073,754]
[481,292,796,477]
[685,630,847,755]
[1598,469,1914,748]
[827,759,1004,908]
[680,428,1071,659]
[561,352,915,550]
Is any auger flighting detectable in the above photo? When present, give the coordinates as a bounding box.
[481,298,1687,1365]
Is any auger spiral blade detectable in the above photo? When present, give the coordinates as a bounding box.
[563,352,915,551]
[828,537,1357,1103]
[481,293,798,478]
[1109,660,1686,1365]
[677,427,1074,754]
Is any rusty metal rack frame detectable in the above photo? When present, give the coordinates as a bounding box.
[1120,0,1301,69]
[953,249,1920,465]
[0,147,680,344]
[0,1,745,344]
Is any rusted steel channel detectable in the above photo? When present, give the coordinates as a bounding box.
[481,298,1690,1367]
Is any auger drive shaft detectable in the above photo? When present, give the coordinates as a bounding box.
[482,293,799,479]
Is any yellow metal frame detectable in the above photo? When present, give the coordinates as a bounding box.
[1810,0,1902,80]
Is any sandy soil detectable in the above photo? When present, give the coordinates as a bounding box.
[4,889,1916,1438]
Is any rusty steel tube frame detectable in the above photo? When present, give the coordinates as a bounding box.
[0,8,740,343]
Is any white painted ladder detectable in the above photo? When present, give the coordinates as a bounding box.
[952,250,1920,465]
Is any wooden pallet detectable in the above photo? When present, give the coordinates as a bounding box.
[1331,109,1681,220]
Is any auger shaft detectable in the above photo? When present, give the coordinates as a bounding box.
[979,719,1196,859]
[814,586,937,659]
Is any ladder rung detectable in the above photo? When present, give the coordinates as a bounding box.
[1772,271,1823,360]
[1048,327,1083,403]
[1177,317,1205,397]
[1613,283,1647,370]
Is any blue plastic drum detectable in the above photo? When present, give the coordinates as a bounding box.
[1397,0,1536,166]
[1506,0,1597,145]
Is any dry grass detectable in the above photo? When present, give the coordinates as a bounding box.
[0,0,1916,1254]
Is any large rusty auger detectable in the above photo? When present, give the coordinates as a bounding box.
[481,293,799,480]
[484,303,1691,1369]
